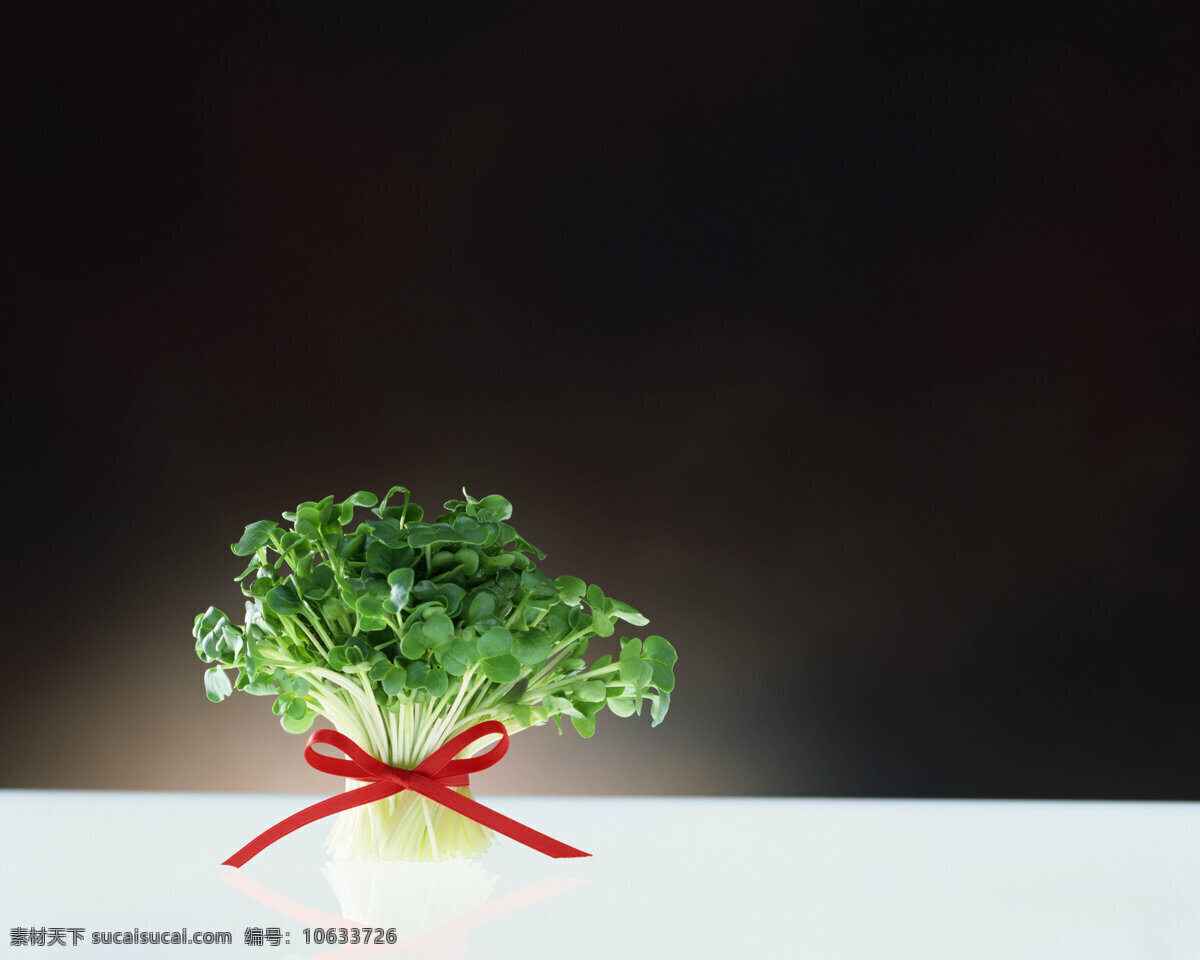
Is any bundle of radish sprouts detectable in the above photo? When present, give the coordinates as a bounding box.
[195,486,676,861]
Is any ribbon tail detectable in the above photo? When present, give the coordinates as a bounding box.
[223,781,400,868]
[409,777,591,859]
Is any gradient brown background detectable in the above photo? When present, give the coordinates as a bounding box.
[3,1,1197,798]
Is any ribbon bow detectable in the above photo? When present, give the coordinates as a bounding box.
[223,720,590,867]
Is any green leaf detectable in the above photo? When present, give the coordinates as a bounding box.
[359,516,404,547]
[280,709,317,734]
[356,595,386,621]
[204,666,233,702]
[452,516,489,545]
[608,599,649,625]
[374,485,410,516]
[386,566,416,588]
[406,660,429,690]
[576,698,605,718]
[571,714,597,738]
[265,583,302,617]
[231,520,278,557]
[344,635,372,664]
[400,623,428,659]
[642,634,677,665]
[545,694,583,718]
[513,535,546,559]
[236,667,277,696]
[479,654,520,683]
[233,557,263,582]
[642,634,677,692]
[405,522,460,548]
[435,582,466,617]
[494,568,521,602]
[650,689,671,726]
[339,530,367,560]
[413,580,466,616]
[541,603,571,643]
[277,530,304,554]
[295,506,322,540]
[511,629,551,665]
[608,696,636,718]
[341,490,379,508]
[320,596,351,625]
[192,607,223,638]
[477,494,512,521]
[510,704,533,727]
[422,611,455,647]
[567,606,592,634]
[423,668,448,697]
[317,496,336,524]
[322,524,344,548]
[482,551,517,571]
[327,645,350,671]
[217,620,243,661]
[453,546,480,576]
[384,567,415,612]
[345,575,387,604]
[294,553,315,578]
[366,541,395,575]
[572,679,607,702]
[298,565,334,600]
[478,625,513,658]
[399,502,423,524]
[591,610,615,637]
[382,665,408,696]
[521,568,559,601]
[555,575,587,606]
[193,606,228,662]
[585,583,607,612]
[619,657,653,688]
[466,591,495,625]
[277,674,309,696]
[439,636,477,676]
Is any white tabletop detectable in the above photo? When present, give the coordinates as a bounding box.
[3,790,1199,958]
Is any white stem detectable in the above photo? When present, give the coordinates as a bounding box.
[317,693,498,862]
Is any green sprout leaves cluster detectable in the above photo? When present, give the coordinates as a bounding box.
[194,487,676,744]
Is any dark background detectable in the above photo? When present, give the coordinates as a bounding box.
[3,1,1197,798]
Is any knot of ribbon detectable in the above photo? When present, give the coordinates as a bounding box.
[223,720,590,867]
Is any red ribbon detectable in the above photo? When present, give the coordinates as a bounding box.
[223,720,590,867]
